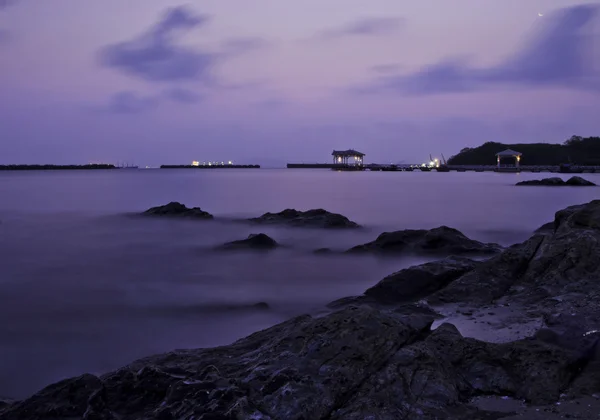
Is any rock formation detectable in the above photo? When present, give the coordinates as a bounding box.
[347,226,501,256]
[249,209,359,228]
[218,233,279,250]
[516,176,596,186]
[143,202,214,219]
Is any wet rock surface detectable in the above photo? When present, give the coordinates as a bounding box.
[5,200,600,419]
[249,208,360,228]
[347,226,502,256]
[516,176,596,187]
[143,202,214,219]
[218,233,279,250]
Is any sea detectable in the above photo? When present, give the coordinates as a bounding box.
[1,168,599,399]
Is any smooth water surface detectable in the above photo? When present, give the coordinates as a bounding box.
[1,169,599,398]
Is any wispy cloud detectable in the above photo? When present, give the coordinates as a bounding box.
[0,29,10,43]
[93,87,202,114]
[318,17,404,39]
[98,6,216,83]
[354,4,600,95]
[101,91,159,114]
[163,87,203,104]
[221,37,270,55]
[0,0,17,10]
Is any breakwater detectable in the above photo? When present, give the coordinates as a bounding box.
[0,164,116,171]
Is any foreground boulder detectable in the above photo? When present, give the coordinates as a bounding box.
[218,233,278,250]
[143,202,213,219]
[249,209,359,228]
[516,176,596,186]
[347,226,501,256]
[0,306,585,420]
[364,257,480,304]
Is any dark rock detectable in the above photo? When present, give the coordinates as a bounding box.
[516,176,596,187]
[347,226,502,256]
[534,221,555,233]
[143,202,213,219]
[218,233,278,250]
[2,306,583,419]
[566,176,596,186]
[365,257,480,304]
[249,208,360,228]
[516,177,565,186]
[252,302,270,310]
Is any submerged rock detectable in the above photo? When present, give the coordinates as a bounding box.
[143,202,213,219]
[2,306,585,420]
[219,233,278,250]
[249,208,360,228]
[347,226,501,256]
[516,176,596,186]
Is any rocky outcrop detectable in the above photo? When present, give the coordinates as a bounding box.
[1,305,587,420]
[516,176,596,186]
[218,233,278,250]
[364,257,480,304]
[249,209,359,228]
[143,202,213,219]
[347,226,501,256]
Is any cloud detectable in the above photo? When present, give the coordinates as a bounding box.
[98,6,217,83]
[93,87,203,114]
[163,87,202,104]
[0,29,10,43]
[102,91,159,114]
[356,4,600,95]
[318,17,404,39]
[221,37,270,55]
[0,0,17,10]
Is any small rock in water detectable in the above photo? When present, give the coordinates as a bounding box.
[143,201,214,219]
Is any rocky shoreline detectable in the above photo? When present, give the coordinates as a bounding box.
[3,201,600,419]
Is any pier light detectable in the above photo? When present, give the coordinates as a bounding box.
[192,161,199,167]
[208,162,212,166]
[228,161,232,165]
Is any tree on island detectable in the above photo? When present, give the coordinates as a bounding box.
[447,136,600,166]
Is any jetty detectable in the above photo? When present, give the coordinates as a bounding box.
[287,149,600,173]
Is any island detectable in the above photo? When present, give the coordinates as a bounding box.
[448,135,600,166]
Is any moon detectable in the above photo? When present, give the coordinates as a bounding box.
[538,12,544,17]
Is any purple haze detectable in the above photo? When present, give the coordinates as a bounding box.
[0,0,599,166]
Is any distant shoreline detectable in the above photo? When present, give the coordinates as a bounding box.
[0,164,116,171]
[160,165,260,169]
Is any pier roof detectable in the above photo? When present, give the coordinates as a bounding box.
[495,149,522,157]
[332,149,365,157]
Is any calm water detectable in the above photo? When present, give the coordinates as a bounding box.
[1,169,599,399]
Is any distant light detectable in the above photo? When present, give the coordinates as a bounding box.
[192,161,200,167]
[208,162,212,166]
[228,161,232,165]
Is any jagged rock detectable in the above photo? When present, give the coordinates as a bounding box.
[365,257,480,304]
[218,233,278,250]
[566,176,597,186]
[516,176,596,186]
[143,202,213,219]
[249,209,360,228]
[2,307,585,420]
[347,226,501,256]
[428,234,545,305]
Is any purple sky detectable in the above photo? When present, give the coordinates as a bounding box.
[0,0,599,166]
